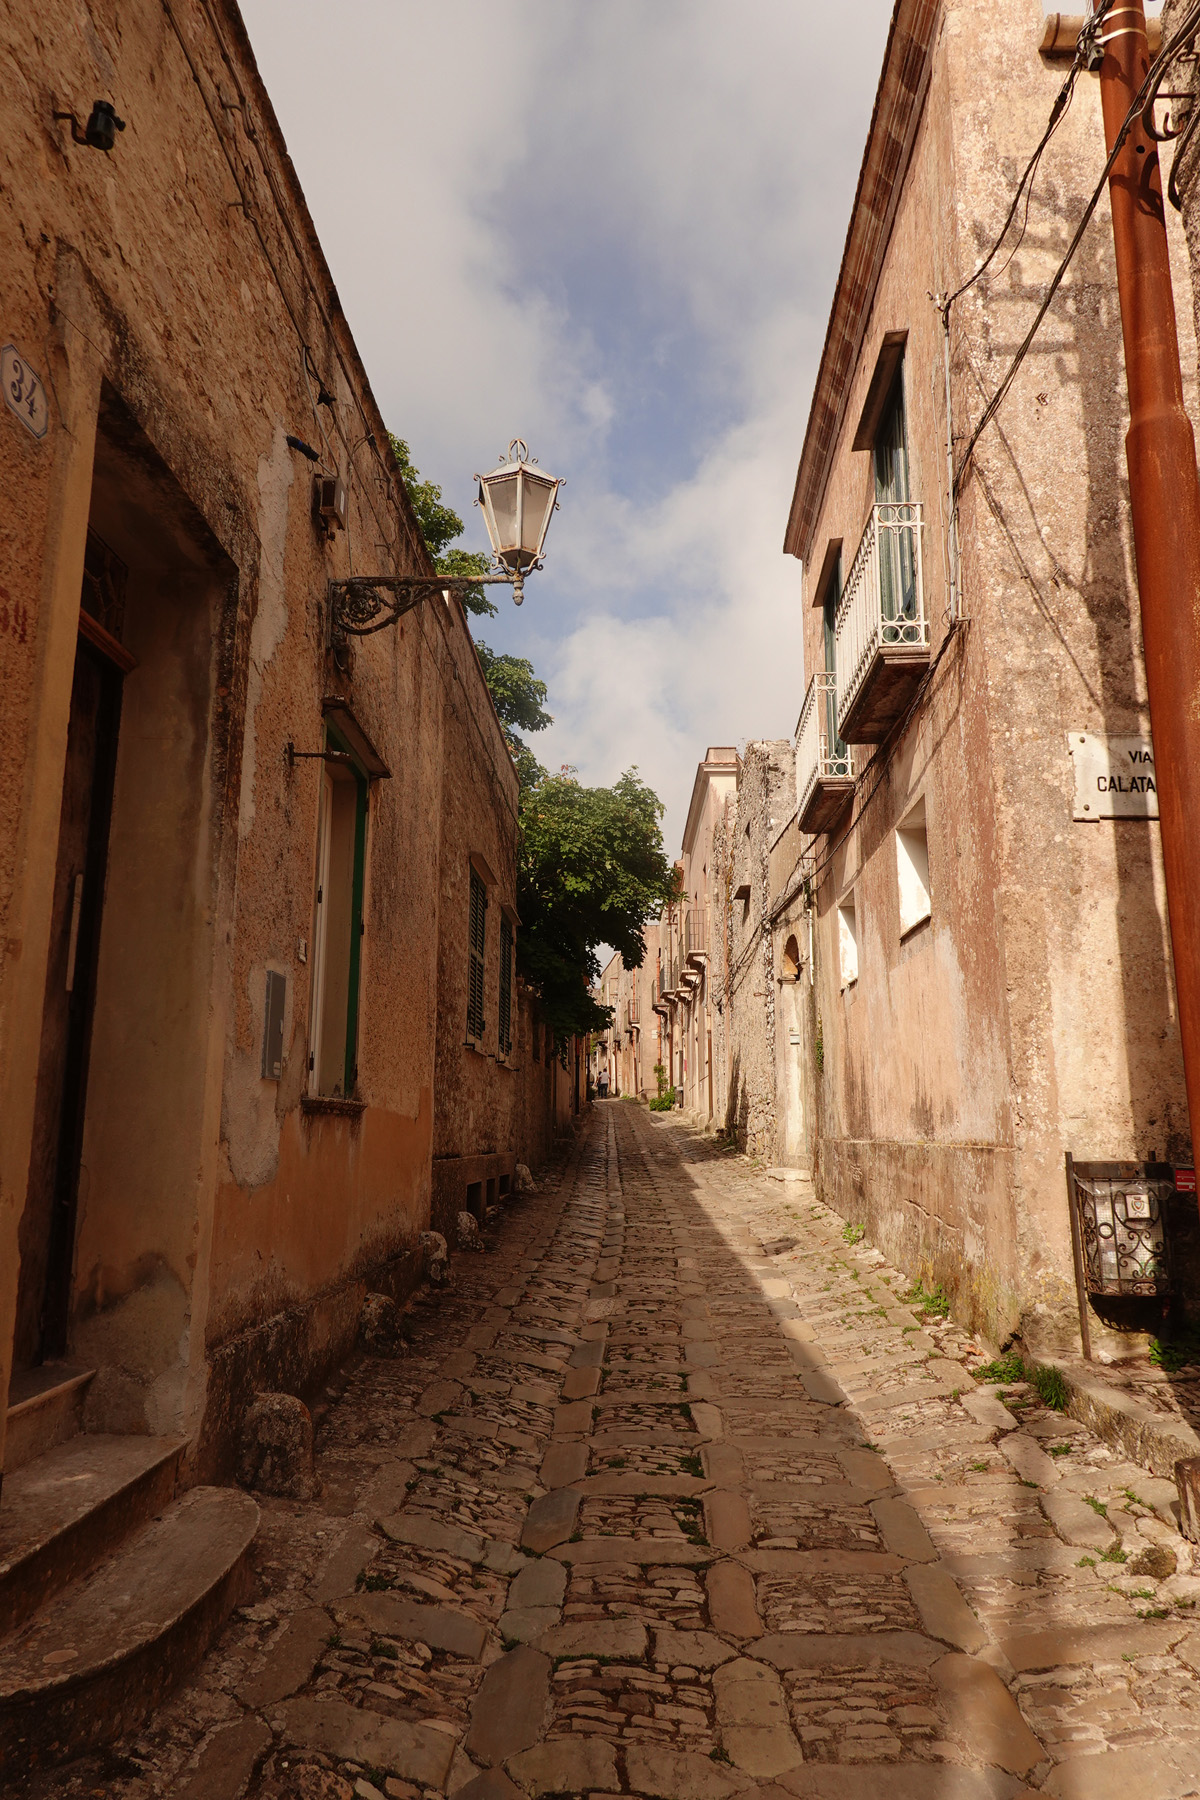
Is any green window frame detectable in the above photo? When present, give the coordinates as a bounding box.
[468,867,487,1042]
[499,913,513,1057]
[309,724,368,1099]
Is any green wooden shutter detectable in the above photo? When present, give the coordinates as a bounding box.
[499,914,513,1056]
[468,868,486,1041]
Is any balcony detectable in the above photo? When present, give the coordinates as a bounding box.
[684,906,708,966]
[834,502,929,743]
[795,671,854,834]
[653,962,675,1012]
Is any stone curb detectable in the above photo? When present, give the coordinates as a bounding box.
[1042,1356,1200,1483]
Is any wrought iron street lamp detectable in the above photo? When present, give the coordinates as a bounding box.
[329,439,562,637]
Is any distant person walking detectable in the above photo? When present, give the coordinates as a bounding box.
[597,1067,609,1099]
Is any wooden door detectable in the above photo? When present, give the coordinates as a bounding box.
[15,633,124,1365]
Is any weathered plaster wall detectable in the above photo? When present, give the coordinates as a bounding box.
[796,0,1193,1347]
[0,0,556,1475]
[712,743,794,1160]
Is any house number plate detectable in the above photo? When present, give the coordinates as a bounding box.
[2,344,50,439]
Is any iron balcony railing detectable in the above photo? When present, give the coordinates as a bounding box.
[684,906,708,963]
[834,502,927,738]
[795,670,852,824]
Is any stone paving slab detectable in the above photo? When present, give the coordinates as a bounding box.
[24,1104,1200,1799]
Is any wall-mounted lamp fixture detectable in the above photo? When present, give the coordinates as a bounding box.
[54,100,126,151]
[286,743,355,770]
[328,439,562,638]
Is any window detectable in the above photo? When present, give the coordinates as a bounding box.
[874,364,917,622]
[468,867,487,1042]
[821,551,849,770]
[896,797,931,937]
[309,729,368,1097]
[838,897,859,989]
[499,913,514,1057]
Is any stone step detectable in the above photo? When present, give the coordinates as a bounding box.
[4,1364,95,1474]
[0,1484,258,1769]
[0,1432,185,1635]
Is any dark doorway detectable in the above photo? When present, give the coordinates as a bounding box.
[15,533,133,1367]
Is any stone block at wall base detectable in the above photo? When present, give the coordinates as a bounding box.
[431,1153,516,1240]
[195,1244,423,1484]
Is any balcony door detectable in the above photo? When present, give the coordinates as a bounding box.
[822,554,849,772]
[873,366,917,622]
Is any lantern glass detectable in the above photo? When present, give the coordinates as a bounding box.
[477,440,561,574]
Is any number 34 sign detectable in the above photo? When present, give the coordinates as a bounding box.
[2,344,50,440]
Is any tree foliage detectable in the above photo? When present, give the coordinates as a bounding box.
[474,643,553,737]
[388,437,674,1043]
[389,433,495,617]
[474,642,553,792]
[517,767,676,1041]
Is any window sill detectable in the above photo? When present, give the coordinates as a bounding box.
[301,1094,366,1118]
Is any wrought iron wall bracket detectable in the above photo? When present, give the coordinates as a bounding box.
[327,571,524,638]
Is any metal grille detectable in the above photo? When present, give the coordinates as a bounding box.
[835,502,927,736]
[80,528,128,641]
[468,868,486,1041]
[499,913,513,1056]
[1068,1161,1173,1297]
[795,670,853,821]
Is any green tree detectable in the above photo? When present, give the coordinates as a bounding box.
[388,438,675,1043]
[474,641,553,792]
[389,433,494,617]
[517,767,676,1042]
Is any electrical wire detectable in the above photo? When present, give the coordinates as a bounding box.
[771,9,1200,924]
[942,46,1086,318]
[952,0,1200,501]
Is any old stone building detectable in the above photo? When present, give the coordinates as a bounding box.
[707,743,794,1159]
[0,0,573,1722]
[782,0,1195,1351]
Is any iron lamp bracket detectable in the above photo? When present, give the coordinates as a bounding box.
[327,568,535,638]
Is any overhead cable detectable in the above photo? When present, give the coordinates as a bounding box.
[950,0,1200,502]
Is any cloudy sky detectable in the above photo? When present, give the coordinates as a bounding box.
[239,1,899,847]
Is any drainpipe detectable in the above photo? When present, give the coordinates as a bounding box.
[1099,0,1200,1163]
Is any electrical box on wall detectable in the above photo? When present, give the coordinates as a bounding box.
[313,475,347,534]
[262,970,286,1080]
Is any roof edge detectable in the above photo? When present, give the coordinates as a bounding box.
[783,0,941,564]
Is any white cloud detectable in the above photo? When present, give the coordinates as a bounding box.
[240,0,893,847]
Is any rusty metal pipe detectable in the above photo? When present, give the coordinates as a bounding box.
[1041,12,1162,55]
[1100,0,1200,1167]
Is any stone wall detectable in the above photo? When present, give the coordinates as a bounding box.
[711,742,794,1159]
[0,0,566,1478]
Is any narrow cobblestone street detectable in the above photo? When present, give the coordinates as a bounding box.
[29,1102,1200,1800]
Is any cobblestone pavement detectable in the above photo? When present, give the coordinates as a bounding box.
[27,1103,1200,1800]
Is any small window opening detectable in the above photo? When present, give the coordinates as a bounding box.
[838,898,859,989]
[896,797,931,937]
[782,934,801,982]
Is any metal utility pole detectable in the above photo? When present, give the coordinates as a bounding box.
[1100,0,1200,1163]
